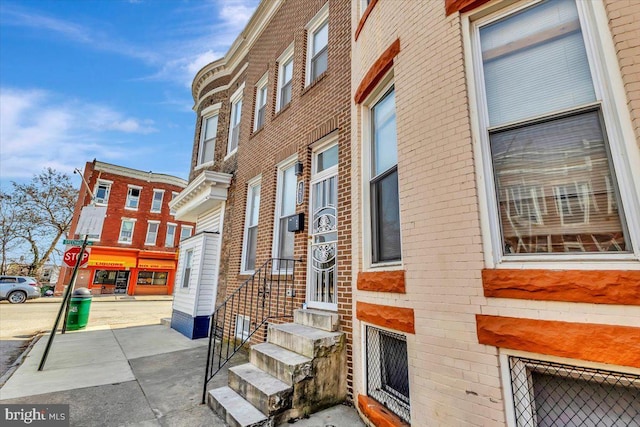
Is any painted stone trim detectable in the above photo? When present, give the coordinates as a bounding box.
[358,394,410,427]
[445,0,491,16]
[357,270,405,293]
[356,301,415,334]
[354,0,379,41]
[476,315,640,368]
[354,39,401,105]
[482,269,640,305]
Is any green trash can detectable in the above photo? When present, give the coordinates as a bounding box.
[67,287,93,331]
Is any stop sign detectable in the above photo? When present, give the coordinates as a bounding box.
[63,246,91,268]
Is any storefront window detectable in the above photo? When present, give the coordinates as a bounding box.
[137,271,168,286]
[93,270,117,284]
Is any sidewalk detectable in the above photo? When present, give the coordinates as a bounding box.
[0,323,364,426]
[29,294,174,303]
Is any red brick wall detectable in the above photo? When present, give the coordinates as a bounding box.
[191,0,354,399]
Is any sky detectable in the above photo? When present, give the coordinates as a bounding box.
[0,0,259,190]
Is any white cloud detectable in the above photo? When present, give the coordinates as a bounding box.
[0,88,154,180]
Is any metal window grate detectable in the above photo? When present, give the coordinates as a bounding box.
[366,326,410,423]
[509,357,640,426]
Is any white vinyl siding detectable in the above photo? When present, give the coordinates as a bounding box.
[196,207,222,234]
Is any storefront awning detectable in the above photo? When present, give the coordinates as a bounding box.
[137,259,176,270]
[88,253,137,268]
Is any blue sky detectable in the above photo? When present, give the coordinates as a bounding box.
[0,0,258,189]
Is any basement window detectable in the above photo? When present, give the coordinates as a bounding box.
[366,326,410,423]
[509,357,640,426]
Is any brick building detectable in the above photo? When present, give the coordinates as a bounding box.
[351,0,640,426]
[169,0,353,418]
[57,160,193,296]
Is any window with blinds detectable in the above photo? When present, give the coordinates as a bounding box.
[476,0,631,255]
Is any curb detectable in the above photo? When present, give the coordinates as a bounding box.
[0,334,42,388]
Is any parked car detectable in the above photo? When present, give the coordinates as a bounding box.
[0,276,42,303]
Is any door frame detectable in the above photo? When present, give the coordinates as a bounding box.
[306,139,339,311]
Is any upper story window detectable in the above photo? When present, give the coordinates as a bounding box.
[151,189,164,213]
[145,221,160,246]
[254,74,269,131]
[276,44,294,112]
[180,225,193,241]
[306,3,329,85]
[469,0,639,262]
[227,85,244,157]
[125,186,141,210]
[94,180,112,205]
[242,177,261,273]
[165,223,176,248]
[118,219,136,244]
[368,84,401,264]
[273,158,297,269]
[170,191,178,216]
[199,114,218,165]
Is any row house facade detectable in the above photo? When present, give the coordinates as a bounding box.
[170,0,639,425]
[169,0,354,407]
[351,0,640,426]
[57,160,194,296]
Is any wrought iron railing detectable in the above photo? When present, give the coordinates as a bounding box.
[202,257,297,403]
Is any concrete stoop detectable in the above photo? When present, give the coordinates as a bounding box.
[208,309,346,427]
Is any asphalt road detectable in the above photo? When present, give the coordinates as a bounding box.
[0,299,173,381]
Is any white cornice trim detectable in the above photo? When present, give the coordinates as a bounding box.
[191,0,284,102]
[169,170,233,222]
[93,161,187,187]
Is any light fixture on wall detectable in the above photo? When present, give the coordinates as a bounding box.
[294,161,304,176]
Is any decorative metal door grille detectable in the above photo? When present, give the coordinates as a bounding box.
[366,326,410,423]
[309,175,337,305]
[509,357,640,426]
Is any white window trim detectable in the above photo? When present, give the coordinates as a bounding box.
[499,348,640,427]
[360,72,403,271]
[125,185,142,211]
[241,176,262,274]
[170,191,179,215]
[118,218,137,244]
[305,2,329,86]
[150,189,165,213]
[254,73,269,131]
[276,43,295,113]
[181,248,194,289]
[235,314,251,339]
[198,102,222,168]
[180,225,194,241]
[144,220,160,246]
[272,155,298,270]
[93,179,113,205]
[226,83,245,160]
[165,222,177,248]
[463,0,640,270]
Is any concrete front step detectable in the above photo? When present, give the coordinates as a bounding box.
[267,323,344,359]
[208,386,271,427]
[250,342,313,386]
[228,363,293,415]
[293,309,340,332]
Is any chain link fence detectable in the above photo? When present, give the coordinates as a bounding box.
[509,357,640,426]
[366,326,410,423]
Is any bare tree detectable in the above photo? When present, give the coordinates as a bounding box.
[0,192,23,274]
[9,169,76,276]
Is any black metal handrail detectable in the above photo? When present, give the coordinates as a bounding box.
[202,257,297,403]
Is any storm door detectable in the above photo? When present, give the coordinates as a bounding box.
[307,143,338,311]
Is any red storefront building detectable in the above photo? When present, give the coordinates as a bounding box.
[56,160,194,296]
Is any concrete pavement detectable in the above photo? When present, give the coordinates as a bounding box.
[0,323,365,426]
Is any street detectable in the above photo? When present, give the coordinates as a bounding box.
[0,299,172,381]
